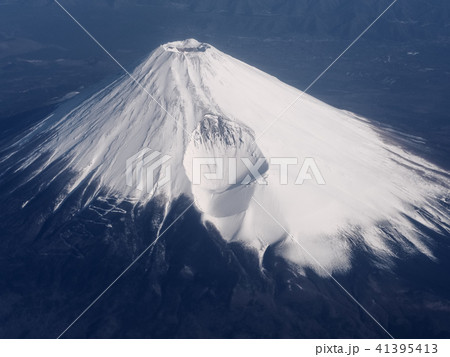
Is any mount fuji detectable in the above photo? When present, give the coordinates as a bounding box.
[1,39,450,338]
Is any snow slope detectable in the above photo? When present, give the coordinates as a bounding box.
[7,39,450,274]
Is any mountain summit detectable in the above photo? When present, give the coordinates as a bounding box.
[5,39,450,274]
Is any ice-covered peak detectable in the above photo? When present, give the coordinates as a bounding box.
[162,38,210,54]
[9,39,450,274]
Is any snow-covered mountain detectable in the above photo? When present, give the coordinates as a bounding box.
[4,38,450,276]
